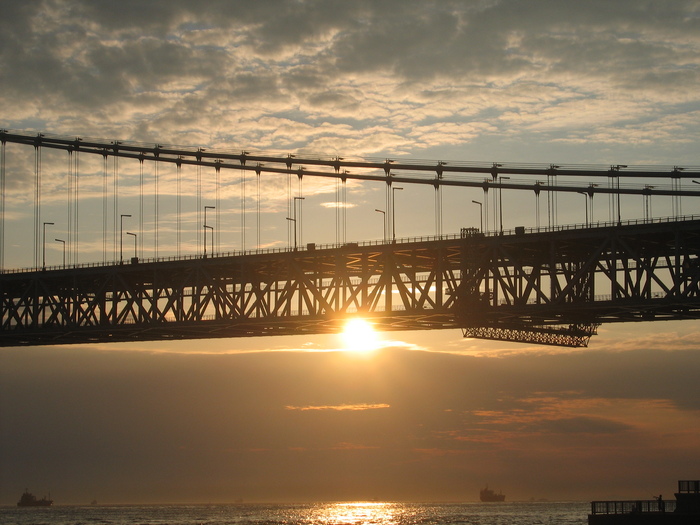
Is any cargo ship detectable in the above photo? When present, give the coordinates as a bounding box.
[589,480,700,524]
[480,486,506,502]
[17,489,53,507]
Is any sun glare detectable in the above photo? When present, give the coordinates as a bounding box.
[342,319,380,353]
[315,502,397,524]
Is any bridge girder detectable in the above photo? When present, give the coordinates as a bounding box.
[1,220,700,347]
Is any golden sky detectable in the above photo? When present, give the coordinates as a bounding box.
[2,0,700,505]
[2,323,700,504]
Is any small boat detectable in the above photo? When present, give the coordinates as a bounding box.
[17,489,53,507]
[589,480,700,524]
[480,486,506,502]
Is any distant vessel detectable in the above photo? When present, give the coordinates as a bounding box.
[17,489,53,507]
[480,486,505,502]
[589,480,700,524]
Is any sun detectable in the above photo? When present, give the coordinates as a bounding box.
[341,319,380,353]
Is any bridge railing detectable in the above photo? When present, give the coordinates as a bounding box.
[498,291,667,306]
[3,213,699,275]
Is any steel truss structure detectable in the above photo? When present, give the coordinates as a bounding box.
[2,219,700,347]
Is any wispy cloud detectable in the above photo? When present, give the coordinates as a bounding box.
[3,1,700,163]
[285,403,390,411]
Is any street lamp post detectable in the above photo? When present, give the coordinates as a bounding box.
[204,206,215,257]
[375,209,386,242]
[577,192,589,227]
[644,185,653,221]
[285,216,296,249]
[392,186,403,242]
[285,196,306,251]
[498,176,510,234]
[42,221,54,270]
[534,181,544,230]
[55,238,65,267]
[587,184,599,225]
[126,232,137,261]
[613,165,627,226]
[293,196,305,249]
[471,200,483,232]
[120,214,131,263]
[204,225,213,256]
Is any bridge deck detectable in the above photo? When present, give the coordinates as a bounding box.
[2,219,700,347]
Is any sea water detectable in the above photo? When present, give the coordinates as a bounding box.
[1,501,588,525]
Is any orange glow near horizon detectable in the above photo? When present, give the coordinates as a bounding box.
[341,319,380,353]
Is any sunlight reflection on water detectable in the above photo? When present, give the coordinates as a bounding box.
[0,501,589,525]
[313,502,401,525]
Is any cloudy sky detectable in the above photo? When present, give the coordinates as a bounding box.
[2,0,700,505]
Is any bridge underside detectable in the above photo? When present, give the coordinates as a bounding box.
[2,220,700,347]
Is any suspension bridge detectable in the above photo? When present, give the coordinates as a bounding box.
[1,129,700,347]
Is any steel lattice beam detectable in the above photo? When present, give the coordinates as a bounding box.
[461,324,599,348]
[1,220,700,347]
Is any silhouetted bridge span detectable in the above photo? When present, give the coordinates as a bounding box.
[2,217,700,347]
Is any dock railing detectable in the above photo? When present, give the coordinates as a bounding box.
[591,481,700,516]
[590,499,674,515]
[678,480,700,493]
